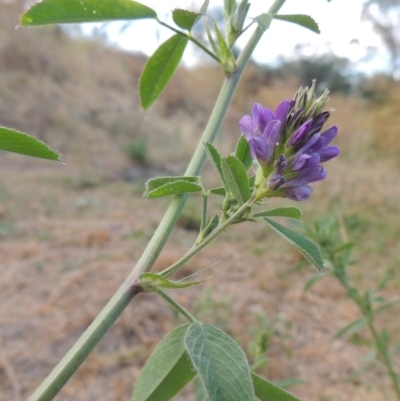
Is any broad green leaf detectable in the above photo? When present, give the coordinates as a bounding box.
[146,176,202,192]
[208,187,226,196]
[253,207,302,220]
[221,156,250,205]
[172,9,202,30]
[140,34,188,109]
[0,127,60,161]
[145,181,203,199]
[263,218,324,270]
[132,324,195,401]
[333,318,366,339]
[139,272,205,292]
[212,17,236,72]
[252,373,301,401]
[204,142,227,190]
[254,13,273,31]
[272,14,320,34]
[184,322,254,401]
[235,135,253,170]
[21,0,156,26]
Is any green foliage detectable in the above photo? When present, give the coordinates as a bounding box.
[184,322,254,401]
[204,142,227,190]
[126,139,148,165]
[252,207,302,220]
[20,0,157,26]
[272,14,320,34]
[221,155,251,205]
[263,218,324,270]
[235,135,253,170]
[172,9,203,31]
[0,127,60,161]
[145,176,204,199]
[252,374,301,401]
[139,272,205,292]
[132,325,196,401]
[139,34,188,109]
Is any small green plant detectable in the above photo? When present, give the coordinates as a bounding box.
[125,138,148,165]
[301,214,400,399]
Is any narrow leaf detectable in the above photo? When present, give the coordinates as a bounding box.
[235,135,253,170]
[204,142,227,189]
[139,272,205,292]
[303,274,325,292]
[253,207,302,220]
[208,187,226,196]
[212,17,236,72]
[21,0,156,26]
[333,318,366,339]
[374,299,400,316]
[146,181,203,199]
[132,325,196,401]
[221,156,251,205]
[0,127,60,161]
[263,217,324,270]
[254,13,273,31]
[140,34,188,109]
[146,176,201,192]
[184,322,254,401]
[172,9,202,30]
[252,373,301,401]
[272,14,320,34]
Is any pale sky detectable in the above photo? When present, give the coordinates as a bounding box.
[95,0,388,73]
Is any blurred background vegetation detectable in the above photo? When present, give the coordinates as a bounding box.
[0,1,400,401]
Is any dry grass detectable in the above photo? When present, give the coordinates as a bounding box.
[1,3,400,401]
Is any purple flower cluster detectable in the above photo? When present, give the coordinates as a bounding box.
[239,84,339,201]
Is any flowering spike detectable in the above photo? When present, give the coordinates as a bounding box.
[238,81,339,202]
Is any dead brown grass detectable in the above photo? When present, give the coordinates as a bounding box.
[1,3,400,401]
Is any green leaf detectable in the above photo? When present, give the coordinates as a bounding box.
[20,0,156,26]
[221,156,251,205]
[139,273,205,292]
[0,127,60,161]
[252,207,302,220]
[235,135,253,170]
[272,14,320,34]
[373,299,400,316]
[184,322,254,401]
[132,324,196,401]
[252,373,301,401]
[145,181,203,199]
[146,176,202,192]
[254,13,273,31]
[212,17,236,72]
[140,34,188,109]
[303,274,325,292]
[172,9,202,30]
[208,187,226,196]
[273,378,304,389]
[204,142,227,190]
[333,318,366,339]
[263,218,324,270]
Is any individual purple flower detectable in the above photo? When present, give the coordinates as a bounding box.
[239,82,340,201]
[239,100,293,169]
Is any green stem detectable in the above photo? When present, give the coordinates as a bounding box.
[161,198,254,279]
[155,288,197,323]
[200,194,208,233]
[367,320,400,400]
[157,20,220,63]
[27,2,287,400]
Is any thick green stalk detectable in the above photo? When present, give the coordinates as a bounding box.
[28,2,286,400]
